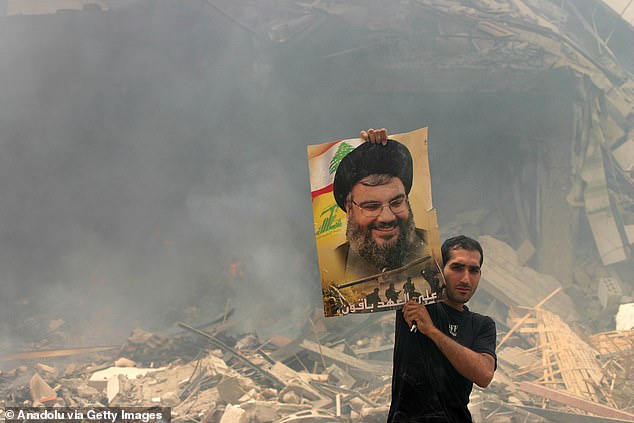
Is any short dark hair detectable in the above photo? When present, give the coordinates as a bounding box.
[441,235,483,266]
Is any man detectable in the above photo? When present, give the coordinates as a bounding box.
[364,129,496,422]
[402,277,420,300]
[366,287,382,310]
[332,130,434,289]
[385,283,401,303]
[390,235,496,422]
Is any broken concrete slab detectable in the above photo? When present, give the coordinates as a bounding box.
[219,404,248,423]
[114,357,137,368]
[478,236,579,320]
[616,303,634,330]
[29,372,57,403]
[218,375,248,404]
[240,400,311,422]
[106,374,123,404]
[598,276,623,310]
[88,366,164,390]
[35,362,57,375]
[298,339,391,378]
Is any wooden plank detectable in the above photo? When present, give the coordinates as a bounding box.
[518,382,634,420]
[299,340,391,376]
[517,405,634,423]
[0,346,118,361]
[352,344,394,355]
[498,288,562,348]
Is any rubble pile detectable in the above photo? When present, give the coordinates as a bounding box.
[588,330,634,411]
[0,311,398,422]
[0,0,633,421]
[2,249,634,423]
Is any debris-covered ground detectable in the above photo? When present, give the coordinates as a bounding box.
[2,238,633,422]
[1,0,633,421]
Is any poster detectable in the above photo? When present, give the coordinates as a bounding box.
[308,128,444,317]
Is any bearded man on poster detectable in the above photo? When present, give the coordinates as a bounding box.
[332,132,433,286]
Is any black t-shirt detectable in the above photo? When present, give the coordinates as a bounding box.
[388,302,497,422]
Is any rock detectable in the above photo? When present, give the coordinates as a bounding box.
[241,400,311,422]
[75,383,100,398]
[160,391,181,406]
[217,375,246,404]
[219,404,248,423]
[241,400,281,422]
[201,404,222,423]
[280,390,301,404]
[106,375,123,404]
[616,303,634,330]
[29,373,57,403]
[36,363,57,374]
[88,366,163,390]
[114,357,137,368]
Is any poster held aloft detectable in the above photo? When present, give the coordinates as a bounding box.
[308,128,443,317]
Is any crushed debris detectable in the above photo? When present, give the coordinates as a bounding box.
[1,0,633,421]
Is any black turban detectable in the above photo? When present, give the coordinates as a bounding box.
[333,139,413,211]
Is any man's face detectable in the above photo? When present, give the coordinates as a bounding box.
[442,247,482,310]
[347,177,410,246]
[345,177,416,270]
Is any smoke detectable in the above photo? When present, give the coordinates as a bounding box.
[0,1,332,353]
[0,0,628,356]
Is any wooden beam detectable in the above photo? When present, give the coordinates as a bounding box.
[518,382,634,420]
[498,287,562,349]
[0,346,117,361]
[299,340,391,376]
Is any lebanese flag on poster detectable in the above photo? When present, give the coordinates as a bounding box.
[308,138,363,199]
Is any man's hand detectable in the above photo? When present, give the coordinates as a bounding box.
[403,300,436,335]
[360,128,388,145]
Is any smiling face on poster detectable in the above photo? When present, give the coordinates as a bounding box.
[307,128,444,317]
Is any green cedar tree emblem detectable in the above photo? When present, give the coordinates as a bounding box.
[329,142,355,175]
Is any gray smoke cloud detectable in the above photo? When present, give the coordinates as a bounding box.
[0,0,631,356]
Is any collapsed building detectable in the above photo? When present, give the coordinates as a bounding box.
[0,0,633,421]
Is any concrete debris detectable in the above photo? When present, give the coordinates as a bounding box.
[518,382,634,421]
[268,362,324,399]
[88,366,164,390]
[616,304,634,330]
[114,357,137,368]
[1,0,634,421]
[477,236,579,321]
[219,404,248,423]
[29,372,58,404]
[598,276,624,310]
[218,375,249,404]
[118,329,175,365]
[106,374,123,404]
[276,409,339,422]
[74,382,100,399]
[240,401,312,422]
[35,362,57,375]
[0,288,632,422]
